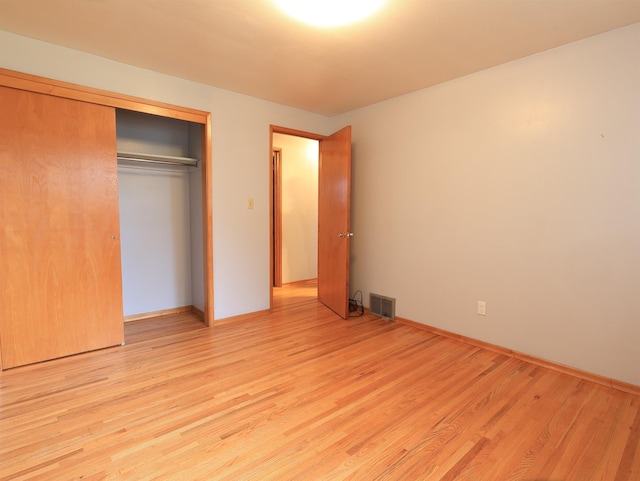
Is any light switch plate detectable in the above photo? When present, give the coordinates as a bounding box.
[477,301,486,316]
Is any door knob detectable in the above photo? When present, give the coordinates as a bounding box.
[338,232,354,238]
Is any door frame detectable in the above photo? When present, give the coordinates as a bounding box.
[269,125,326,310]
[0,68,214,327]
[272,148,283,287]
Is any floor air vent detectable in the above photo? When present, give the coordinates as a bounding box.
[369,293,396,321]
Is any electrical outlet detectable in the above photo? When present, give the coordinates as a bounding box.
[247,198,254,209]
[477,301,486,316]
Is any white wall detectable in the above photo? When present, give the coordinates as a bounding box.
[332,24,640,386]
[273,134,319,283]
[118,166,193,316]
[0,30,331,320]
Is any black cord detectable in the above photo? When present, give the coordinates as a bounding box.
[348,290,365,317]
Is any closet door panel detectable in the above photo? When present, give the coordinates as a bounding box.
[0,86,124,369]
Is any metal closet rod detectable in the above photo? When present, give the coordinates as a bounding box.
[116,151,199,167]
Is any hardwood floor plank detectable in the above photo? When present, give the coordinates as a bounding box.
[615,398,640,480]
[1,281,638,480]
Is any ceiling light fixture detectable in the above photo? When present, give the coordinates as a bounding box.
[273,0,386,28]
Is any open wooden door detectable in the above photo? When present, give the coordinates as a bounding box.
[0,87,124,369]
[318,126,352,319]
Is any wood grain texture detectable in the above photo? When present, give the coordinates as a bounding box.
[0,67,214,328]
[0,281,638,480]
[0,86,124,368]
[200,116,214,327]
[123,306,197,323]
[318,126,352,319]
[272,148,283,288]
[0,68,209,124]
[398,316,640,397]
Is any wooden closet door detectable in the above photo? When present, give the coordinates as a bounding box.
[0,86,124,369]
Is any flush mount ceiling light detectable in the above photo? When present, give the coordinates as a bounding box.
[273,0,386,28]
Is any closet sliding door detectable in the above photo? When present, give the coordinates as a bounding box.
[0,87,124,369]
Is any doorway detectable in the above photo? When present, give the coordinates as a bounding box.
[269,125,352,318]
[272,134,320,288]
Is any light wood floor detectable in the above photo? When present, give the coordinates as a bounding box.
[1,281,639,480]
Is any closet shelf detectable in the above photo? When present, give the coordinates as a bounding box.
[117,151,199,167]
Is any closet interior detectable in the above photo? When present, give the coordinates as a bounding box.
[116,109,205,321]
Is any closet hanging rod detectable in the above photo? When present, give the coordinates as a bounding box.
[117,151,199,167]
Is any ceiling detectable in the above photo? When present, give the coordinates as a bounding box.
[0,0,638,116]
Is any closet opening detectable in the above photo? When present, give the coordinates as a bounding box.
[116,109,206,329]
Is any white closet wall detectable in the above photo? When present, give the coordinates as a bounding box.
[189,125,205,312]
